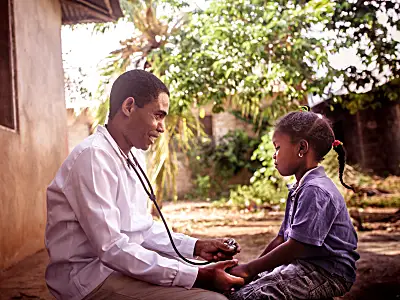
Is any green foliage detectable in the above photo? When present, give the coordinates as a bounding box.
[335,78,400,114]
[230,109,273,137]
[327,1,400,91]
[156,0,336,119]
[150,0,400,119]
[186,175,211,200]
[89,0,400,205]
[250,132,280,182]
[220,130,293,209]
[222,178,288,210]
[187,129,261,199]
[325,1,400,112]
[209,130,260,179]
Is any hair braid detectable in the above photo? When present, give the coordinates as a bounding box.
[333,144,354,191]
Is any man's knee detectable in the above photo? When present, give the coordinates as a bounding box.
[189,289,228,300]
[213,293,229,300]
[203,292,228,300]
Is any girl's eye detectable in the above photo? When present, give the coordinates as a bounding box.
[275,146,280,150]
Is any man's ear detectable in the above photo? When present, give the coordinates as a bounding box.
[121,97,135,117]
[298,139,309,156]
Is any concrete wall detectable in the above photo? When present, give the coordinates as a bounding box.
[0,0,67,270]
[212,112,255,144]
[176,153,193,198]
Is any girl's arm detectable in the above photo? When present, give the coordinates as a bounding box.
[229,238,309,282]
[258,235,284,258]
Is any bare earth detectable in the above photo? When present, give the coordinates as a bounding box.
[0,202,399,300]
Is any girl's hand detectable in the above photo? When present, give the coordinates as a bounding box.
[227,263,254,284]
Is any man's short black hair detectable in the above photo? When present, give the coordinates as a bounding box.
[108,70,169,119]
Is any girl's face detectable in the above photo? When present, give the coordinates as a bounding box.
[272,130,300,177]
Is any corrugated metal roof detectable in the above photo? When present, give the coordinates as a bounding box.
[61,0,123,24]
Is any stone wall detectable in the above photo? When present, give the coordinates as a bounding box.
[0,0,67,270]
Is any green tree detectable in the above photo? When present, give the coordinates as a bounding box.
[328,1,400,88]
[157,0,336,119]
[327,0,400,111]
[154,0,399,117]
[93,0,400,205]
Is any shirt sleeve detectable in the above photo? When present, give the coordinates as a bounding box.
[278,196,291,237]
[278,223,285,236]
[288,186,339,246]
[63,147,198,288]
[142,221,198,259]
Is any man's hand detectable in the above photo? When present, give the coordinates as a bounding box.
[194,260,245,292]
[194,238,241,262]
[227,263,254,284]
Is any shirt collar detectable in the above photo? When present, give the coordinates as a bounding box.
[293,165,326,192]
[96,125,136,168]
[97,125,122,154]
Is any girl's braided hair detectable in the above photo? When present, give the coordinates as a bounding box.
[275,111,353,191]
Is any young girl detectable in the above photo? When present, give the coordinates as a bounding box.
[228,110,359,299]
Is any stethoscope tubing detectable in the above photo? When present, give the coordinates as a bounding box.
[125,150,212,266]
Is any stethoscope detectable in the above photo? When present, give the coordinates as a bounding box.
[119,148,237,266]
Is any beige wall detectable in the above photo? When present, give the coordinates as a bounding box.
[212,112,255,144]
[0,0,67,270]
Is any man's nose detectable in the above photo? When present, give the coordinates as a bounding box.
[157,120,165,133]
[273,152,276,159]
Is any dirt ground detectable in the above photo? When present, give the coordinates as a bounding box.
[0,202,399,300]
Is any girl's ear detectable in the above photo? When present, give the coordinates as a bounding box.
[298,139,309,157]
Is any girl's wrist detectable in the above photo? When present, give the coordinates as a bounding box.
[245,261,258,278]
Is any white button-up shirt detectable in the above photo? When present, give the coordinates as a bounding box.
[45,126,198,300]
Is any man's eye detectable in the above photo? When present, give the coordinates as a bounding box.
[275,146,280,150]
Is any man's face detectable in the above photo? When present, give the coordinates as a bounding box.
[124,92,169,150]
[272,130,300,177]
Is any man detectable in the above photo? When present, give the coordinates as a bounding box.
[45,70,244,300]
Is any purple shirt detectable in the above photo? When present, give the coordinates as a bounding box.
[279,166,359,282]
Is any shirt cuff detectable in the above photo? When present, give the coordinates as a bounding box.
[179,236,198,259]
[172,261,198,289]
